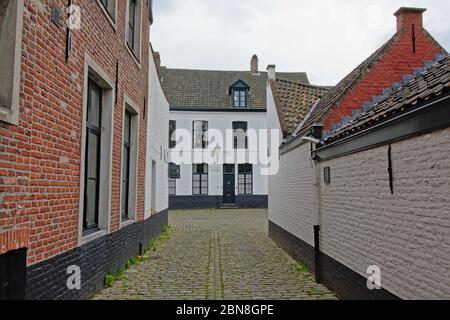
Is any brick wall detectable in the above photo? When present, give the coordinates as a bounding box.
[0,0,150,265]
[319,127,450,299]
[323,15,444,131]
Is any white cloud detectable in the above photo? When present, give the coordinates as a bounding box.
[152,0,450,85]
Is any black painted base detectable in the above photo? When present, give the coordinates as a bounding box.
[169,195,268,210]
[269,221,400,300]
[26,210,168,300]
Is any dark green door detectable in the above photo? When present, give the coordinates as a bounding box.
[223,164,235,204]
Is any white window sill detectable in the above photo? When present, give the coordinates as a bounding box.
[80,229,108,246]
[121,218,136,229]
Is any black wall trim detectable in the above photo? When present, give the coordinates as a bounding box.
[269,221,400,300]
[169,195,268,210]
[26,210,168,300]
[314,94,450,162]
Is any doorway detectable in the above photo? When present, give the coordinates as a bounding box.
[223,164,235,204]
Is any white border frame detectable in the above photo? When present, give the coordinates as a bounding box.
[119,95,140,229]
[78,54,115,245]
[124,0,143,69]
[0,0,24,125]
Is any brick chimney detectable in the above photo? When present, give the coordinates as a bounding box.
[153,51,161,74]
[394,7,426,32]
[251,54,259,74]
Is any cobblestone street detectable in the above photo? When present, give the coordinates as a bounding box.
[94,209,337,300]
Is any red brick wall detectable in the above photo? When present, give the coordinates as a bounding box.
[0,0,150,265]
[323,16,444,131]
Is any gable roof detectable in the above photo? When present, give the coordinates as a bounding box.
[160,67,309,110]
[325,54,450,143]
[270,79,331,136]
[296,34,402,136]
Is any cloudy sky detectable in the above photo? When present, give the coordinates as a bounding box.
[151,0,450,86]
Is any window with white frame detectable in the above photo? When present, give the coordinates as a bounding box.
[0,0,24,125]
[193,121,208,149]
[121,101,139,222]
[233,121,248,149]
[238,164,253,195]
[193,164,208,195]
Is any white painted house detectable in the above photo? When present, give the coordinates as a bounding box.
[160,55,309,209]
[144,47,170,217]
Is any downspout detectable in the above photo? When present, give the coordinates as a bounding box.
[302,124,323,283]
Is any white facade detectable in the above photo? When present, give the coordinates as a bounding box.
[144,49,170,217]
[169,111,269,199]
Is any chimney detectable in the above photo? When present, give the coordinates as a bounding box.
[153,51,161,74]
[394,7,426,32]
[251,54,259,74]
[267,65,276,81]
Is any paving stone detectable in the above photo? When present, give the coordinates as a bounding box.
[93,209,337,300]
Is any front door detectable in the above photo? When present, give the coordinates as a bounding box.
[223,164,235,204]
[0,248,27,300]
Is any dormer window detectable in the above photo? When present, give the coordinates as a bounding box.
[229,80,250,108]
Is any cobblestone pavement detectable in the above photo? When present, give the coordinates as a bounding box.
[94,209,337,300]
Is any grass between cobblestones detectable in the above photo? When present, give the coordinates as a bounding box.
[104,225,171,288]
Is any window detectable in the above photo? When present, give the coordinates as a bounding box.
[121,110,132,221]
[169,120,176,149]
[168,179,176,195]
[83,79,103,232]
[120,100,139,223]
[238,164,253,195]
[193,121,208,149]
[233,90,247,108]
[229,80,250,109]
[0,0,24,125]
[126,0,142,60]
[99,0,116,21]
[169,163,180,179]
[233,122,248,149]
[193,164,208,195]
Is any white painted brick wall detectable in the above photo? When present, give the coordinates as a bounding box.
[269,142,315,246]
[145,51,169,216]
[270,127,450,299]
[319,127,450,300]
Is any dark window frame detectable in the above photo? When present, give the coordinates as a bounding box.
[238,164,253,195]
[169,120,176,149]
[192,164,208,195]
[127,0,137,53]
[121,109,133,221]
[99,0,116,21]
[83,79,103,234]
[192,120,208,149]
[232,89,248,108]
[168,179,176,195]
[233,121,248,149]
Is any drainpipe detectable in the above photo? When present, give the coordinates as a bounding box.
[302,124,323,283]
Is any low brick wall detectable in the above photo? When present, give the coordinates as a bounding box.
[26,210,168,300]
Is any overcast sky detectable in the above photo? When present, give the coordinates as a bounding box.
[151,0,450,86]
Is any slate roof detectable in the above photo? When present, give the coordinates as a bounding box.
[270,79,331,136]
[160,67,309,110]
[326,55,450,143]
[296,34,402,136]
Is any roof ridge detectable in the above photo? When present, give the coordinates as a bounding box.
[276,78,331,89]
